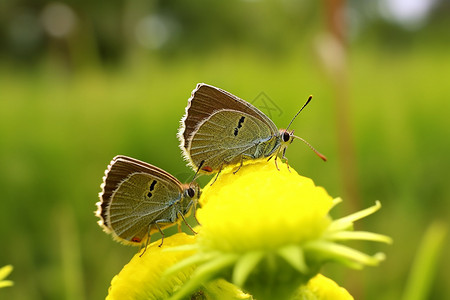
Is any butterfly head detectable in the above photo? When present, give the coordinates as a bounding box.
[185,182,200,198]
[181,182,201,214]
[280,129,295,145]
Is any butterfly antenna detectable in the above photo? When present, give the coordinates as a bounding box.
[286,95,313,131]
[189,160,204,186]
[293,135,327,161]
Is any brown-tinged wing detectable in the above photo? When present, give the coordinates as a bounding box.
[107,171,182,245]
[178,83,278,151]
[96,155,182,231]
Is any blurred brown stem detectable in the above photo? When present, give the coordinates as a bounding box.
[320,0,362,296]
[321,0,360,211]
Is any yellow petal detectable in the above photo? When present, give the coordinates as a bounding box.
[294,274,354,300]
[107,233,196,300]
[197,160,333,253]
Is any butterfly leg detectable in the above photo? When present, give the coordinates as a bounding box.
[139,245,147,257]
[282,147,291,172]
[178,210,197,234]
[273,148,282,171]
[193,202,202,226]
[154,222,165,247]
[267,154,279,169]
[233,156,244,174]
[139,224,153,257]
[274,155,280,170]
[210,163,224,186]
[233,154,253,174]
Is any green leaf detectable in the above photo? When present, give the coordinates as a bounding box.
[232,251,264,287]
[277,245,308,274]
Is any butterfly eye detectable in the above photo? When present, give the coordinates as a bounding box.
[187,187,195,198]
[282,131,291,142]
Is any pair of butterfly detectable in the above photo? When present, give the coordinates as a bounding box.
[96,83,326,249]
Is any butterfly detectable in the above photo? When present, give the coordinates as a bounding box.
[178,83,326,175]
[96,155,200,249]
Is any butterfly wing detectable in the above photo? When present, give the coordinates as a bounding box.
[178,84,279,172]
[188,110,280,172]
[96,156,184,245]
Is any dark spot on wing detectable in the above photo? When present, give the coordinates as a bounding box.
[149,180,157,191]
[233,116,246,136]
[147,180,157,198]
[237,116,245,128]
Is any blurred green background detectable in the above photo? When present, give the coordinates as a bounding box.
[1,0,449,299]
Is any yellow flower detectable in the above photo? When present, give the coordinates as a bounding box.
[200,279,253,300]
[167,160,391,300]
[0,265,13,289]
[198,160,333,253]
[106,233,251,300]
[293,274,353,300]
[107,233,197,300]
